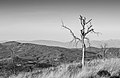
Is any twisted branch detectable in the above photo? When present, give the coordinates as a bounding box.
[61,20,82,47]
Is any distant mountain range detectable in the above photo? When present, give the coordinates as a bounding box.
[15,39,120,48]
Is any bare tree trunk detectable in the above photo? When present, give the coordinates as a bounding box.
[82,36,85,67]
[82,44,85,66]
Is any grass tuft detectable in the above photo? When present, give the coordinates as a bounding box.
[5,58,120,78]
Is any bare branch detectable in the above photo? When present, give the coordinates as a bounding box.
[71,39,80,48]
[88,25,93,30]
[85,29,94,36]
[79,15,85,27]
[91,29,101,35]
[62,25,76,38]
[61,21,76,38]
[75,40,80,48]
[69,39,75,43]
[61,21,82,45]
[61,19,64,26]
[86,19,92,24]
[85,25,93,35]
[79,15,83,20]
[83,17,86,25]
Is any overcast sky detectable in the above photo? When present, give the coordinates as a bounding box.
[0,0,120,42]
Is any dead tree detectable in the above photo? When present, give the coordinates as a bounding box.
[100,43,108,60]
[7,47,16,60]
[62,15,98,67]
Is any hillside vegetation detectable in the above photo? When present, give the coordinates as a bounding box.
[0,41,120,78]
[8,58,120,78]
[0,41,99,63]
[0,41,100,77]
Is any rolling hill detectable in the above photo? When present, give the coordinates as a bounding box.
[0,41,120,77]
[0,40,120,66]
[0,41,99,65]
